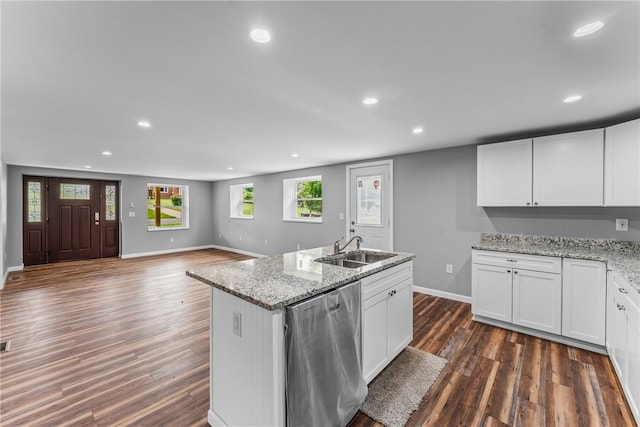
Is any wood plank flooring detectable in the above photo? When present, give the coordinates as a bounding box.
[1,250,635,426]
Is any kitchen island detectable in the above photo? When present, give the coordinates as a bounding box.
[187,246,415,427]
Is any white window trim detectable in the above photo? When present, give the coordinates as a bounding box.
[230,183,254,220]
[282,175,323,223]
[147,183,189,231]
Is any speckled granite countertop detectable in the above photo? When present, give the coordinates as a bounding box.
[186,247,415,311]
[472,234,640,294]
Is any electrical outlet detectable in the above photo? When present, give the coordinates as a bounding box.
[219,232,222,239]
[297,244,301,250]
[264,239,268,246]
[170,237,174,243]
[446,264,453,274]
[128,211,135,217]
[339,212,344,220]
[232,312,242,337]
[239,234,242,241]
[616,218,629,231]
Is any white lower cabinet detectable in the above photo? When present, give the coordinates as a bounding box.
[562,259,607,345]
[362,261,413,384]
[472,250,562,334]
[512,268,562,335]
[607,271,640,425]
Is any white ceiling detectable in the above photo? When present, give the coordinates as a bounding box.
[2,1,639,181]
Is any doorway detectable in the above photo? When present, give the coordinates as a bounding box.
[346,160,393,251]
[23,176,120,266]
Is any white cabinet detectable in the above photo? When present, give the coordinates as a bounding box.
[606,271,640,425]
[605,118,640,206]
[472,263,513,322]
[512,268,562,335]
[533,129,604,206]
[362,261,413,384]
[472,250,562,334]
[562,259,607,345]
[477,139,532,207]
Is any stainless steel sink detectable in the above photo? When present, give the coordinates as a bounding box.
[344,251,395,264]
[315,250,396,269]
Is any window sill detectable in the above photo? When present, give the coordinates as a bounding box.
[230,216,254,220]
[282,218,323,224]
[147,226,189,232]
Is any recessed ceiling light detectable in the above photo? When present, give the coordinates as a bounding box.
[137,120,151,128]
[101,151,112,156]
[574,21,604,37]
[563,95,583,103]
[250,29,271,43]
[363,98,378,105]
[291,153,299,158]
[412,127,424,134]
[227,167,234,171]
[84,165,92,169]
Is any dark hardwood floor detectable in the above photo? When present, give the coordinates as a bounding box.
[1,250,635,426]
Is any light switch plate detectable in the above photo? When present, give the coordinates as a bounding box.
[616,218,629,231]
[128,211,135,217]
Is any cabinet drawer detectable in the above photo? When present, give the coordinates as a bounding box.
[362,261,412,301]
[610,271,640,313]
[472,250,561,274]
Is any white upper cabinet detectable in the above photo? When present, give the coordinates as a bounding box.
[605,118,640,206]
[532,129,604,206]
[477,139,532,207]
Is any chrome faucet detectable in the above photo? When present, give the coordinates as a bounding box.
[333,236,364,254]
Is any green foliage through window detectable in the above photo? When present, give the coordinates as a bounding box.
[296,180,322,218]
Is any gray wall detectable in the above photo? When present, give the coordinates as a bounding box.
[6,165,214,268]
[212,144,640,298]
[1,159,6,286]
[394,145,640,297]
[212,164,348,256]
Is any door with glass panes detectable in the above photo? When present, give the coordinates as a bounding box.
[23,176,119,265]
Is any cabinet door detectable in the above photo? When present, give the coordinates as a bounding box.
[562,259,606,345]
[472,263,512,322]
[605,118,640,206]
[477,139,532,207]
[613,295,628,384]
[626,304,640,423]
[512,269,562,334]
[387,279,413,359]
[362,291,389,383]
[533,129,604,206]
[606,273,616,355]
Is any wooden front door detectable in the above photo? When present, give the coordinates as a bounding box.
[23,176,120,266]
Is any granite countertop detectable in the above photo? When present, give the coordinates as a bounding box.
[186,246,415,311]
[472,233,640,294]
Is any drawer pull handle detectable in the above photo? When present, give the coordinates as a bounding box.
[514,271,518,274]
[617,304,626,311]
[388,289,397,297]
[507,270,511,273]
[618,288,628,294]
[506,259,518,263]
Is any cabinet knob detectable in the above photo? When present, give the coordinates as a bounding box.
[534,202,538,206]
[526,202,530,206]
[619,288,628,294]
[617,304,626,311]
[507,270,511,273]
[514,271,518,274]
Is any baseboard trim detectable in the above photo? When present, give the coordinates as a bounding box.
[121,245,215,259]
[7,265,24,272]
[413,286,472,304]
[209,245,266,258]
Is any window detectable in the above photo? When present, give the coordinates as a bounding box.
[230,183,254,219]
[283,175,322,222]
[147,184,189,230]
[27,181,42,222]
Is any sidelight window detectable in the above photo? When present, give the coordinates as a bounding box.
[27,181,42,222]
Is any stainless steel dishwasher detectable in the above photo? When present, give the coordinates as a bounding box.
[284,281,367,427]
